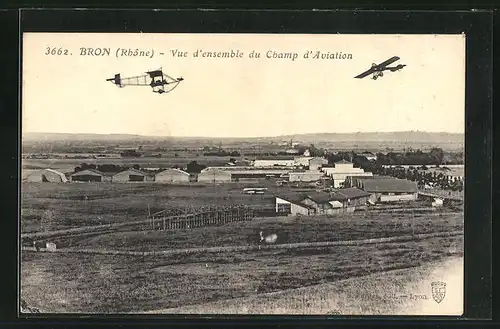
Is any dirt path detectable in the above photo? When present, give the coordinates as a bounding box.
[22,230,462,257]
[147,256,463,315]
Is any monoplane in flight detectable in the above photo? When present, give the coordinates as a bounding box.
[354,56,406,80]
[106,68,184,94]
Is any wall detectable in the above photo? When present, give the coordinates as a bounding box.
[156,170,190,183]
[309,158,328,170]
[379,193,418,202]
[275,197,312,216]
[198,170,232,183]
[289,171,323,182]
[291,203,313,216]
[253,160,296,167]
[71,174,102,182]
[369,192,418,202]
[113,171,145,182]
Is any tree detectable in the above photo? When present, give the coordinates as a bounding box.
[132,164,141,170]
[186,161,206,174]
[430,147,445,165]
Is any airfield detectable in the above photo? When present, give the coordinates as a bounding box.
[21,179,463,314]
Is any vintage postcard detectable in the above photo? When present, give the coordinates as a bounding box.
[20,32,465,315]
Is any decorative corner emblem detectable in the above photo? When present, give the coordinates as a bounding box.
[431,281,446,304]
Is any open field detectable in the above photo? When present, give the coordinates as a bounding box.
[20,176,465,314]
[21,182,286,232]
[153,256,463,315]
[21,182,453,234]
[21,233,463,314]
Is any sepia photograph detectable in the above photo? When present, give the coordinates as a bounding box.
[20,32,465,315]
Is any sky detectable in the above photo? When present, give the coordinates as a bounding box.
[22,33,466,138]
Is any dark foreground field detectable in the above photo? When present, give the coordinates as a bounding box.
[21,233,463,314]
[48,211,463,251]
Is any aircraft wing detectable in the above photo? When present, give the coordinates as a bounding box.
[377,56,400,68]
[354,67,375,79]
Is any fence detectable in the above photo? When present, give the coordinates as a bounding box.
[149,205,256,231]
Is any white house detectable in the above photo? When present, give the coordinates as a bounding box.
[321,160,372,188]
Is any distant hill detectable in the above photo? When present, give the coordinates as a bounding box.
[22,131,464,144]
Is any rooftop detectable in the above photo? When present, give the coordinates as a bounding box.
[254,156,296,161]
[331,187,371,201]
[303,192,333,204]
[359,178,418,193]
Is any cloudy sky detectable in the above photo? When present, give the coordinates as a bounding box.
[22,33,465,137]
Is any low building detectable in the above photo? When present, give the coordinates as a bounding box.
[112,168,149,182]
[345,173,382,188]
[330,187,372,208]
[70,169,111,182]
[322,160,372,188]
[155,168,190,183]
[275,196,316,216]
[301,192,345,215]
[197,168,232,183]
[25,169,68,183]
[358,178,418,203]
[288,170,324,182]
[252,156,296,167]
[275,188,368,216]
[231,170,286,180]
[308,157,329,170]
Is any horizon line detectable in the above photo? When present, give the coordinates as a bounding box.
[22,130,466,139]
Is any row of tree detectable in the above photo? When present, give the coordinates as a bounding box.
[325,148,463,166]
[351,156,464,192]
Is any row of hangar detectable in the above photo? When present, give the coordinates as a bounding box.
[24,168,237,183]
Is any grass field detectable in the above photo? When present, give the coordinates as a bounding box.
[20,181,319,232]
[154,256,463,315]
[20,177,464,314]
[21,233,463,314]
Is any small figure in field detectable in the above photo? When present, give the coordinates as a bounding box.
[259,231,278,249]
[33,241,42,251]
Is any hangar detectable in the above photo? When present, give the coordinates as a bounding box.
[25,169,68,183]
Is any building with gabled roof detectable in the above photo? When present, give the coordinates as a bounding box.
[275,188,368,216]
[357,178,418,203]
[70,169,111,182]
[321,160,372,188]
[112,168,151,182]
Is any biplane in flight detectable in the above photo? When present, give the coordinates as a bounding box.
[354,56,406,80]
[106,68,184,94]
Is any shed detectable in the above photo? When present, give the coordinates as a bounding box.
[25,169,68,183]
[197,168,232,183]
[275,196,315,216]
[70,169,105,182]
[112,168,149,182]
[155,168,190,183]
[359,178,418,203]
[330,187,372,207]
